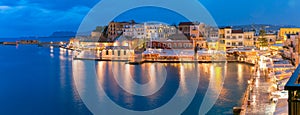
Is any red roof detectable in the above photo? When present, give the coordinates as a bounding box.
[231,30,243,33]
[179,22,195,26]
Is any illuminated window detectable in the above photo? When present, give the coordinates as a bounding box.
[153,43,156,47]
[173,43,177,48]
[178,43,182,47]
[184,43,187,48]
[168,43,172,48]
[232,42,236,46]
[238,42,243,46]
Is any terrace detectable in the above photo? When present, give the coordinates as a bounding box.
[285,65,300,115]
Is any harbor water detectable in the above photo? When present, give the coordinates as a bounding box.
[0,45,252,114]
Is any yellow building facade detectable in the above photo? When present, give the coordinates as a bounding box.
[279,28,300,39]
[219,27,254,48]
[243,31,255,47]
[218,28,226,51]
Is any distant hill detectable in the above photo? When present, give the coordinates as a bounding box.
[219,24,300,35]
[49,31,76,38]
[221,24,299,31]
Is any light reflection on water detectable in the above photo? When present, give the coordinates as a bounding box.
[0,45,92,115]
[74,60,252,114]
[179,64,188,95]
[0,45,252,114]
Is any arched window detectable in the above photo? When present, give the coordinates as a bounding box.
[168,43,172,48]
[173,43,177,48]
[163,43,166,48]
[178,43,182,48]
[153,43,156,47]
[183,43,187,48]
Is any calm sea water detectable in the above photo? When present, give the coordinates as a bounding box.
[0,37,71,42]
[0,45,252,115]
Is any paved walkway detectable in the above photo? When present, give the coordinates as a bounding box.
[245,66,277,114]
[274,99,288,115]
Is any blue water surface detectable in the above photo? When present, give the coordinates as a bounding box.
[0,45,251,115]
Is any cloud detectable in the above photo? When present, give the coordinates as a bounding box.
[0,5,11,10]
[0,0,92,37]
[0,0,99,10]
[0,0,299,37]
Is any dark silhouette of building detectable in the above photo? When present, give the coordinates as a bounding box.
[285,65,300,115]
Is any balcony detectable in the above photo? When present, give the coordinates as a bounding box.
[285,65,300,115]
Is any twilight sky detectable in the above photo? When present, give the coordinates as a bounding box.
[0,0,299,37]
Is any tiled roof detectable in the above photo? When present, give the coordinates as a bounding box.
[179,22,195,26]
[231,30,243,33]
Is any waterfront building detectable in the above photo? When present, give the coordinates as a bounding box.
[77,41,115,50]
[254,33,278,48]
[217,39,226,51]
[178,22,204,48]
[91,31,102,38]
[178,22,218,49]
[178,22,218,39]
[207,39,218,50]
[235,49,257,64]
[279,28,300,39]
[178,22,194,37]
[296,35,300,65]
[218,27,227,50]
[66,38,80,49]
[123,22,176,41]
[297,35,300,65]
[285,65,300,115]
[145,23,176,40]
[107,21,131,40]
[265,33,278,45]
[123,23,146,39]
[282,34,299,65]
[270,43,284,51]
[220,27,239,48]
[73,34,127,51]
[146,40,193,49]
[243,31,256,47]
[271,59,295,73]
[144,38,225,60]
[219,27,254,49]
[144,39,194,60]
[189,23,207,49]
[101,46,135,58]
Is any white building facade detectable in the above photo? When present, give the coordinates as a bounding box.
[123,23,176,40]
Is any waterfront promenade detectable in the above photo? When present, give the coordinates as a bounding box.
[245,68,277,114]
[242,53,289,114]
[73,50,256,66]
